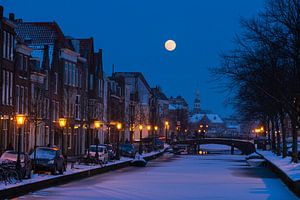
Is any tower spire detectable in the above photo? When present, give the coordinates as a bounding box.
[193,89,201,114]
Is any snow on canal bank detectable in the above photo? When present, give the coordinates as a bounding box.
[18,153,298,200]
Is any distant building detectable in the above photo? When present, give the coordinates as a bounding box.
[223,117,241,137]
[168,95,189,139]
[113,72,152,142]
[193,90,201,114]
[151,86,169,138]
[189,91,225,137]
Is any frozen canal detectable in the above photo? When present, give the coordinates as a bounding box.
[17,153,298,200]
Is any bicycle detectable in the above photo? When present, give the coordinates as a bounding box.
[0,162,21,185]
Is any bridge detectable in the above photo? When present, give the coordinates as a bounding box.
[174,138,256,155]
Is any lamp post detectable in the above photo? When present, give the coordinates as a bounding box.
[139,125,143,154]
[147,125,151,137]
[94,120,101,159]
[154,126,158,149]
[116,123,122,160]
[154,126,158,138]
[165,121,169,144]
[15,114,27,170]
[147,125,152,152]
[58,118,67,156]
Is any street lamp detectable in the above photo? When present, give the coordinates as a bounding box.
[139,125,143,154]
[58,117,67,156]
[116,122,122,160]
[147,125,151,137]
[154,126,158,138]
[165,121,169,143]
[15,114,27,170]
[94,120,101,159]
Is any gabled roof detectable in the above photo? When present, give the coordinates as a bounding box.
[151,87,168,101]
[114,72,152,92]
[189,113,224,124]
[15,21,69,47]
[15,21,71,69]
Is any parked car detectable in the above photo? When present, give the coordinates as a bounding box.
[103,144,115,160]
[0,150,32,179]
[86,145,109,163]
[30,147,65,175]
[154,138,164,149]
[119,144,136,158]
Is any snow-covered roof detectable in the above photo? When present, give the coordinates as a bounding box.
[168,104,183,110]
[189,113,224,124]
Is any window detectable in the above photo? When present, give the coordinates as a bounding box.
[3,31,6,59]
[67,132,71,149]
[52,100,59,121]
[75,68,78,87]
[24,87,28,114]
[79,70,82,88]
[7,33,9,60]
[44,98,49,119]
[72,64,75,86]
[2,70,13,105]
[24,56,28,71]
[9,71,13,105]
[68,62,72,85]
[19,54,24,70]
[45,70,48,90]
[19,86,24,113]
[86,72,88,91]
[89,74,93,90]
[98,79,103,97]
[64,62,68,84]
[16,85,20,113]
[2,71,4,104]
[10,35,14,60]
[54,72,58,94]
[75,95,80,120]
[2,32,14,61]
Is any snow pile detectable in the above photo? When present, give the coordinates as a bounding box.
[258,150,300,181]
[0,149,165,191]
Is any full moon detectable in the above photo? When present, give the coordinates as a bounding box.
[165,39,176,51]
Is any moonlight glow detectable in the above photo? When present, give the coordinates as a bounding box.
[165,40,176,51]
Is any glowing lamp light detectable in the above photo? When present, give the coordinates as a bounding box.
[117,123,122,130]
[154,126,158,131]
[165,121,169,126]
[94,120,101,129]
[139,125,143,131]
[58,118,67,128]
[200,124,203,128]
[16,114,26,126]
[147,125,151,131]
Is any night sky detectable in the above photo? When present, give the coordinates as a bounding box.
[2,0,264,117]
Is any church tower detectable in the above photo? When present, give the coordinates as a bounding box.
[193,90,201,114]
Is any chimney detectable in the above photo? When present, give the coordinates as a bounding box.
[9,13,15,21]
[0,6,3,19]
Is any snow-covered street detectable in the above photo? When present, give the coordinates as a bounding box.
[16,152,298,200]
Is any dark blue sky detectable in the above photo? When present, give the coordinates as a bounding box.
[2,0,264,117]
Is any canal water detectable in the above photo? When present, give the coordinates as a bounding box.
[17,147,298,200]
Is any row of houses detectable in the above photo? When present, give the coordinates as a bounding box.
[0,6,189,156]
